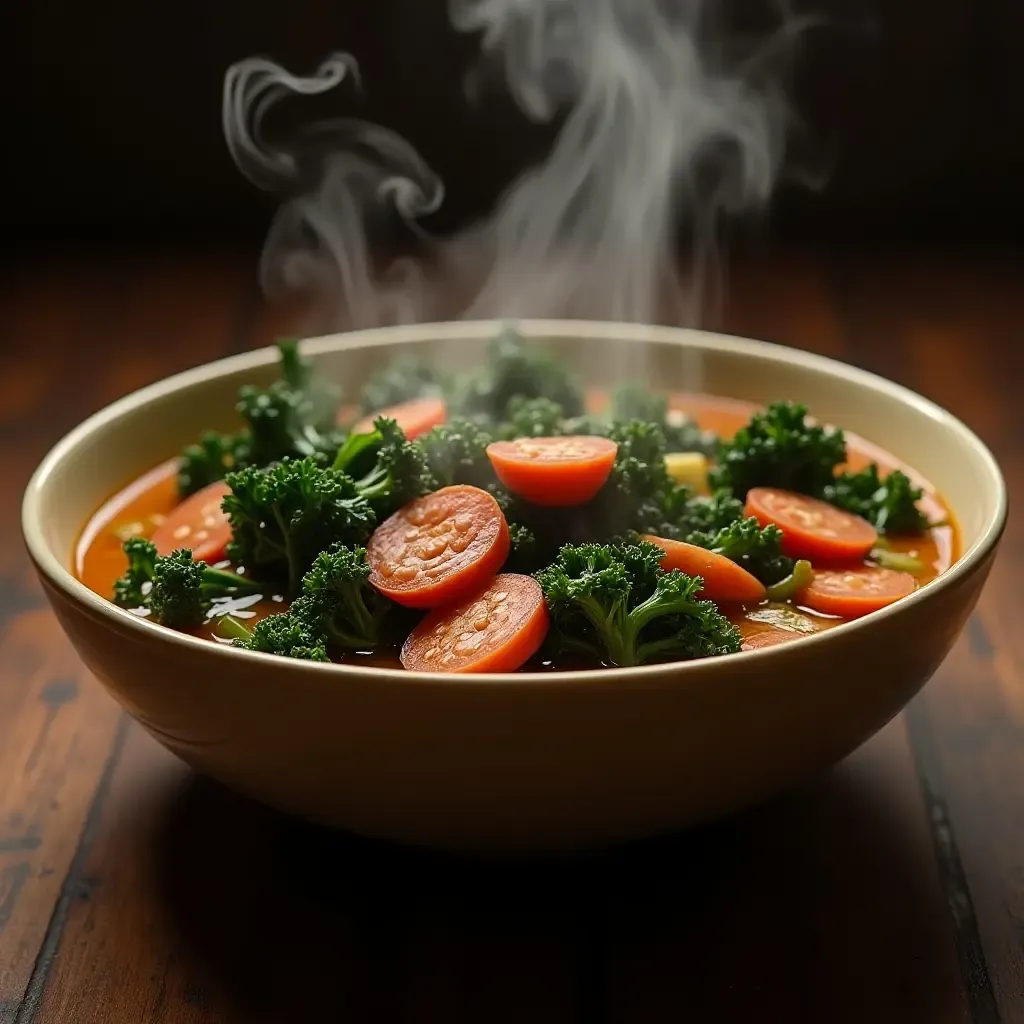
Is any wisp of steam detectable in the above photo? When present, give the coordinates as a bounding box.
[224,0,800,332]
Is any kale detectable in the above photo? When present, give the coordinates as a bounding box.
[686,517,794,586]
[537,540,742,667]
[824,465,928,533]
[708,400,846,500]
[447,325,585,422]
[609,382,717,455]
[500,396,567,439]
[331,416,431,519]
[176,339,343,498]
[112,539,260,628]
[293,545,395,651]
[178,432,245,499]
[359,353,444,413]
[223,457,378,598]
[221,613,330,662]
[417,419,496,490]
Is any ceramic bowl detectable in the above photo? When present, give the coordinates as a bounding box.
[22,320,1007,853]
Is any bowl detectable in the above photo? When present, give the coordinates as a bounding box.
[22,320,1007,853]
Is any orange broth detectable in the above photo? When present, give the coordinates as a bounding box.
[74,394,959,668]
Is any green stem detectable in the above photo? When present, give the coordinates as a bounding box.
[870,548,926,575]
[215,615,253,642]
[332,429,380,473]
[200,567,262,596]
[764,560,815,602]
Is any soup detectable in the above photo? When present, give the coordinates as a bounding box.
[74,333,958,673]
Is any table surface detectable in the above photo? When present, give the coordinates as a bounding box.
[0,244,1021,1023]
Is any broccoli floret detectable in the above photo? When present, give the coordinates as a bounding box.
[417,419,496,490]
[112,540,260,628]
[448,325,585,421]
[609,383,717,455]
[359,354,444,413]
[292,546,394,651]
[537,540,742,667]
[708,401,846,500]
[332,416,430,519]
[223,457,377,597]
[500,396,567,439]
[113,537,159,608]
[824,465,928,533]
[687,517,794,585]
[223,612,330,662]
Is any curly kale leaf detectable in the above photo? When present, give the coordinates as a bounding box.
[417,419,496,490]
[824,465,928,533]
[112,540,260,628]
[447,325,585,422]
[292,545,395,651]
[223,457,377,598]
[609,382,717,455]
[537,540,742,667]
[687,517,794,586]
[359,354,445,414]
[708,401,846,500]
[225,613,331,662]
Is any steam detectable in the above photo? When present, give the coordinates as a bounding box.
[224,0,800,330]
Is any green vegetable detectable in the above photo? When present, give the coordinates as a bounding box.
[537,540,742,667]
[223,457,378,598]
[277,337,342,431]
[763,559,815,601]
[112,539,260,628]
[359,353,443,413]
[869,547,926,575]
[224,612,330,662]
[178,432,244,498]
[235,379,343,469]
[825,465,928,533]
[417,419,496,490]
[602,419,675,532]
[505,522,540,575]
[708,400,846,500]
[176,339,343,498]
[448,325,585,422]
[331,416,430,519]
[688,517,795,586]
[678,490,747,536]
[292,546,394,650]
[609,382,716,455]
[500,396,567,439]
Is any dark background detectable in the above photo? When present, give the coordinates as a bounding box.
[5,0,1024,248]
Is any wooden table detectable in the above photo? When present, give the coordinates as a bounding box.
[0,244,1021,1023]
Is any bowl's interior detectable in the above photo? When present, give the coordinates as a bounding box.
[26,319,1005,625]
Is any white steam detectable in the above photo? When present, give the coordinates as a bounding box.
[224,0,800,330]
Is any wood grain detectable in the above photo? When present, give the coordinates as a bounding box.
[0,245,1020,1022]
[822,250,1024,1023]
[0,249,252,1019]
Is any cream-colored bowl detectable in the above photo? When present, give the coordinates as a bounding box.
[22,321,1007,853]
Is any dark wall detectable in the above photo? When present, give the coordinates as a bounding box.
[6,0,1024,243]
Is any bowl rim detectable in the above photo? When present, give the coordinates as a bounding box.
[22,317,1009,687]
